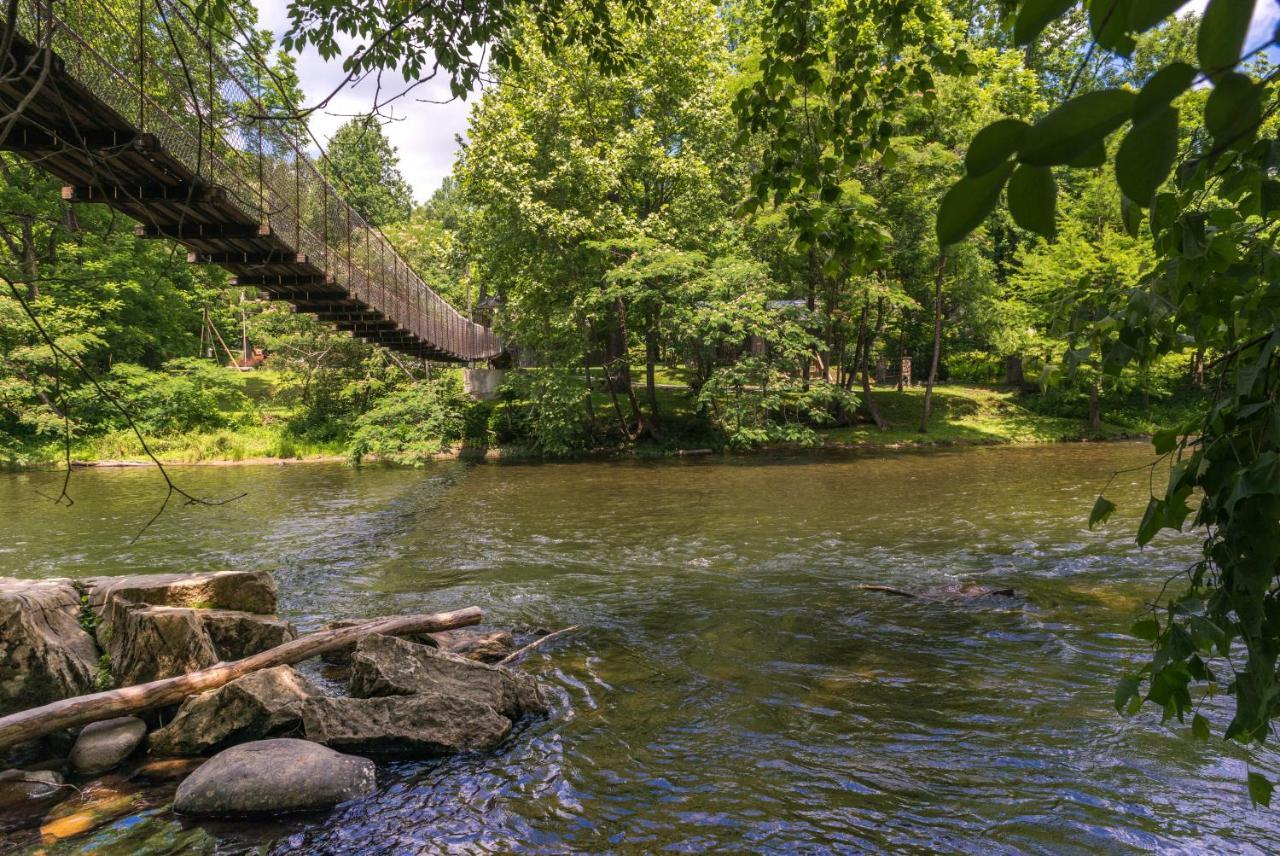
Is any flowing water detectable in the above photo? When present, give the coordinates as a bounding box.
[1,443,1278,854]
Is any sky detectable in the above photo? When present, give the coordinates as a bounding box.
[256,0,1280,203]
[256,0,478,203]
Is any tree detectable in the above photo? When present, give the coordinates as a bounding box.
[938,0,1280,803]
[320,116,415,227]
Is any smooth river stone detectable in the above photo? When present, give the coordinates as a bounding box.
[173,739,375,817]
[83,571,279,616]
[70,716,147,774]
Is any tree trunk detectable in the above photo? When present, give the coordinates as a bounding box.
[645,311,660,423]
[0,607,483,752]
[919,252,946,433]
[1088,376,1102,432]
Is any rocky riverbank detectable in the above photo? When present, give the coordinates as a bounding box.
[0,571,551,841]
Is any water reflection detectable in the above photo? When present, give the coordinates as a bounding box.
[0,444,1275,853]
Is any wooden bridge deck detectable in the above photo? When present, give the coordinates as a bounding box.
[0,11,499,362]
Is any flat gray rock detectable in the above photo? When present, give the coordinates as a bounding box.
[173,738,375,817]
[0,577,99,715]
[149,665,318,756]
[70,716,147,774]
[302,694,513,756]
[349,634,545,719]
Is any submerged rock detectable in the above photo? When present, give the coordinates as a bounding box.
[301,694,513,755]
[83,570,278,616]
[430,627,515,663]
[0,769,70,831]
[70,716,147,774]
[149,666,319,756]
[128,757,205,783]
[173,738,375,817]
[0,577,100,715]
[349,634,545,719]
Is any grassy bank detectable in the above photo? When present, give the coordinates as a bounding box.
[11,377,1191,469]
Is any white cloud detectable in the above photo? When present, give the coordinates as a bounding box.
[256,0,478,202]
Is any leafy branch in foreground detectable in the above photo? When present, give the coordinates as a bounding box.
[2,275,245,541]
[938,0,1280,804]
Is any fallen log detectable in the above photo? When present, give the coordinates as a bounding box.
[0,606,482,752]
[499,625,582,666]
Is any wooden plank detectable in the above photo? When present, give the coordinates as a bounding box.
[188,250,306,265]
[0,128,157,153]
[63,183,226,204]
[135,222,269,240]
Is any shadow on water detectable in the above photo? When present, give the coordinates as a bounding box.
[1,442,1277,854]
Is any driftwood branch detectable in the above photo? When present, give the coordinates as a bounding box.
[499,625,582,666]
[0,606,483,751]
[856,584,917,598]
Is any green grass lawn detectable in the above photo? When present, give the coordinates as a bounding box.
[821,384,1132,447]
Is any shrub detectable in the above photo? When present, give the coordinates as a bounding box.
[697,357,857,449]
[490,369,592,457]
[346,376,469,465]
[75,358,250,436]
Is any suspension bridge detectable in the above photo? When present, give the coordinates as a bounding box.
[0,0,500,362]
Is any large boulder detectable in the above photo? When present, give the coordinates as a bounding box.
[97,602,219,687]
[70,716,147,774]
[430,627,515,663]
[149,666,318,756]
[98,603,296,687]
[0,578,100,715]
[349,634,545,719]
[200,609,296,660]
[301,694,512,755]
[83,571,278,616]
[0,769,70,831]
[173,738,375,817]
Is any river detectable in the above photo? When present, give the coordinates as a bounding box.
[1,443,1277,854]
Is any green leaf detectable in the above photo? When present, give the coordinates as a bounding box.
[1129,0,1191,32]
[1198,0,1257,79]
[936,161,1015,246]
[1133,62,1196,123]
[1089,495,1117,528]
[1120,194,1143,237]
[1249,771,1274,807]
[1137,497,1164,545]
[1007,164,1057,239]
[1089,0,1137,55]
[1152,427,1179,454]
[1115,106,1179,206]
[1205,73,1262,151]
[1068,142,1107,168]
[1115,675,1142,713]
[1131,616,1160,641]
[1014,0,1077,46]
[1192,713,1211,740]
[965,119,1029,177]
[1020,90,1136,167]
